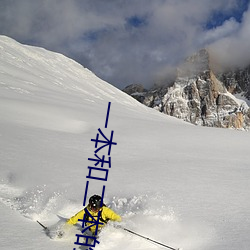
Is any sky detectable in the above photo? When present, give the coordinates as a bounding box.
[0,0,249,89]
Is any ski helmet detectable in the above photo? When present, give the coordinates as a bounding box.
[89,195,102,210]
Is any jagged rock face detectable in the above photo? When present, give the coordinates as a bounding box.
[217,66,250,99]
[122,84,147,103]
[123,49,250,130]
[162,73,249,128]
[123,84,146,95]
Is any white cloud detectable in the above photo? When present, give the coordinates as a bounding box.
[200,18,240,45]
[209,5,250,68]
[0,0,249,88]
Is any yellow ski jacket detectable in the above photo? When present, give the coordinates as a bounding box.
[67,205,121,233]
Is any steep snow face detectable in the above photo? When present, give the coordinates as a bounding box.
[0,36,250,250]
[0,35,144,110]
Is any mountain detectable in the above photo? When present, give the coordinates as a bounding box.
[217,66,250,99]
[1,36,250,250]
[123,49,250,130]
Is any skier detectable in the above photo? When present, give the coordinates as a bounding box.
[66,194,122,234]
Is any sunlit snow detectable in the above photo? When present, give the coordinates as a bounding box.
[0,36,250,250]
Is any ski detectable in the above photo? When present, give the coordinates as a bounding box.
[57,214,68,222]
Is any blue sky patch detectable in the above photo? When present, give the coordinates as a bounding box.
[126,15,147,28]
[206,0,249,29]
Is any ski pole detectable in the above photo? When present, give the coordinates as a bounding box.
[122,227,180,250]
[37,220,48,230]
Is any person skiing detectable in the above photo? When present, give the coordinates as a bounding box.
[66,194,122,234]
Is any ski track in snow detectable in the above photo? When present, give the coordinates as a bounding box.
[0,180,212,250]
[0,181,64,221]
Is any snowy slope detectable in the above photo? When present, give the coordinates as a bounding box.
[0,36,250,250]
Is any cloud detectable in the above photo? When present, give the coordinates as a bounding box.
[209,4,250,69]
[200,18,240,45]
[0,0,249,89]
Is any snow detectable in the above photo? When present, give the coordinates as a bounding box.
[234,93,250,107]
[0,35,250,250]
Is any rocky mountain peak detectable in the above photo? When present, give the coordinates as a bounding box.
[123,49,250,130]
[177,49,210,78]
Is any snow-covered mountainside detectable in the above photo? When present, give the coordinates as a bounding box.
[217,65,250,100]
[0,36,250,250]
[124,49,250,130]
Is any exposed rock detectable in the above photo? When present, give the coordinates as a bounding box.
[217,66,250,99]
[122,84,147,103]
[123,49,250,130]
[123,83,146,95]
